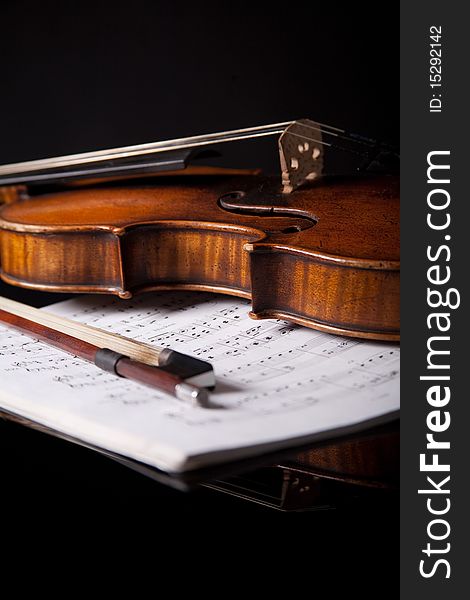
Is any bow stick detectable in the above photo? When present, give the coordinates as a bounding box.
[0,296,214,407]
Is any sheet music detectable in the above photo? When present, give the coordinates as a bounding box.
[0,292,399,471]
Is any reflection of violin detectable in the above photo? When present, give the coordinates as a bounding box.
[0,120,399,341]
[0,408,398,509]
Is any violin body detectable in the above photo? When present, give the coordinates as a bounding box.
[0,173,399,341]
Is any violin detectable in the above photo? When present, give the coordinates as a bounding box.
[0,120,400,500]
[0,119,399,341]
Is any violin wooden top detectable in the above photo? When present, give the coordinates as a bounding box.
[0,175,399,263]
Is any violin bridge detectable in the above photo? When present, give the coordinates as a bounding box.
[279,119,324,193]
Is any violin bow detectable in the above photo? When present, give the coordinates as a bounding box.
[0,295,214,407]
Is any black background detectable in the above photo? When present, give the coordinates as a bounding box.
[1,0,399,586]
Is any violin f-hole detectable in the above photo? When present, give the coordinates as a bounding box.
[218,191,317,233]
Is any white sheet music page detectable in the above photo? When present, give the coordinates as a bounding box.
[0,292,400,472]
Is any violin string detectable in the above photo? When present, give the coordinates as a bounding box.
[0,123,291,175]
[287,131,378,158]
[0,136,343,186]
[287,131,333,148]
[0,158,186,185]
[0,121,384,184]
[297,121,387,152]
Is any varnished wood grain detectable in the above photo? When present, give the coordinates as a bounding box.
[289,427,399,488]
[0,174,399,340]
